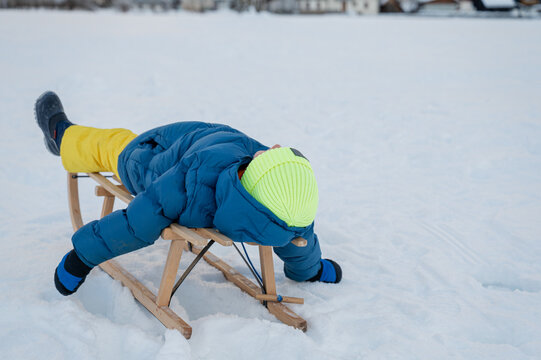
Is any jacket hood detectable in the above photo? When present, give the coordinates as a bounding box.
[213,160,314,247]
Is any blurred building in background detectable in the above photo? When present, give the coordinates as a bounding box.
[1,0,539,15]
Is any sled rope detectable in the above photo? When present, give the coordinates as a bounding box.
[233,243,265,291]
[239,244,284,303]
[233,243,285,304]
[241,242,263,284]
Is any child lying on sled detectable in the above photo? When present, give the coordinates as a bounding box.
[35,91,342,295]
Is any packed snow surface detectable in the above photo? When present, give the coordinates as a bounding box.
[1,10,540,360]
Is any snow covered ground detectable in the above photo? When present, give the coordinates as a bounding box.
[1,10,540,359]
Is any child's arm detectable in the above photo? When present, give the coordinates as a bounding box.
[71,165,189,268]
[273,231,342,284]
[273,228,322,282]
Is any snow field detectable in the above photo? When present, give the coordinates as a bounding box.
[0,10,541,359]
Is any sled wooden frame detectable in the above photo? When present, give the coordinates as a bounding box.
[67,172,308,339]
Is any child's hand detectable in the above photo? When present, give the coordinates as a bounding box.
[254,144,281,158]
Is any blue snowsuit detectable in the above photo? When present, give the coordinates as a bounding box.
[72,122,322,281]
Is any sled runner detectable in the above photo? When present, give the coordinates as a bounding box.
[67,172,308,339]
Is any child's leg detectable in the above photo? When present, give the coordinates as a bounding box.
[54,125,137,295]
[273,233,322,281]
[60,125,137,178]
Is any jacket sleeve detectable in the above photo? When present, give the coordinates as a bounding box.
[71,164,188,268]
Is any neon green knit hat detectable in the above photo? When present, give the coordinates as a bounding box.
[241,147,318,228]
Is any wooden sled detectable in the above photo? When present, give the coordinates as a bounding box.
[67,172,308,338]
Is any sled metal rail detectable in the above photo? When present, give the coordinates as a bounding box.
[67,172,307,338]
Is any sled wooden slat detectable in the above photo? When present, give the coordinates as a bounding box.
[68,172,307,338]
[95,185,127,198]
[193,228,233,246]
[89,173,133,204]
[99,259,192,338]
[161,228,183,241]
[168,224,209,247]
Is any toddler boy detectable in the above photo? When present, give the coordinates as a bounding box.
[35,91,342,295]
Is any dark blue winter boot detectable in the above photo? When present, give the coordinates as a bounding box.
[308,259,342,284]
[54,250,92,296]
[35,91,74,156]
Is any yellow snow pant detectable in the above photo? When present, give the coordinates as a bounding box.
[60,125,138,179]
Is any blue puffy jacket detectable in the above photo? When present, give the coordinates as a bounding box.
[72,122,322,281]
